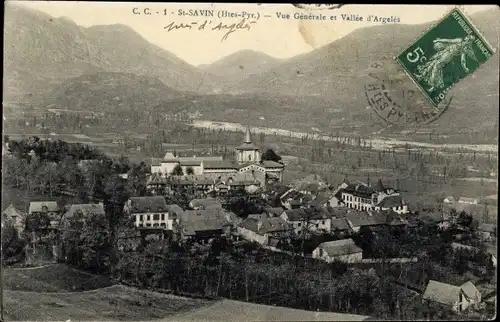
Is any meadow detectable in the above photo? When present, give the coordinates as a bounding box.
[3,264,212,321]
[3,264,369,321]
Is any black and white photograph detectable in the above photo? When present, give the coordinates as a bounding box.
[1,2,498,321]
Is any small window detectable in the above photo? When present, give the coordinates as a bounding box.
[322,220,325,225]
[139,215,143,221]
[153,223,159,227]
[161,213,165,220]
[298,222,302,227]
[153,214,160,220]
[147,215,151,221]
[146,223,151,227]
[161,223,166,227]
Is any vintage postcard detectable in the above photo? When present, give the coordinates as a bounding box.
[2,2,498,321]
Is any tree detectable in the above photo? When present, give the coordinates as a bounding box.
[186,166,195,175]
[261,149,282,163]
[1,216,26,262]
[25,212,51,242]
[171,164,184,176]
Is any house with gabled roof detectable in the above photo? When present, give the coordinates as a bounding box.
[335,179,409,214]
[237,216,292,246]
[124,196,177,232]
[2,204,26,235]
[478,223,496,242]
[312,238,363,263]
[343,210,387,233]
[443,196,456,204]
[458,197,479,205]
[60,203,105,228]
[28,201,61,230]
[422,280,482,312]
[280,208,336,234]
[416,211,451,230]
[179,208,237,244]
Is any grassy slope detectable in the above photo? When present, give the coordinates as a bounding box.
[172,299,369,321]
[3,264,369,321]
[4,264,113,292]
[5,285,211,321]
[3,264,211,321]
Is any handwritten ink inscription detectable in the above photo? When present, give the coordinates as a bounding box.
[164,18,257,42]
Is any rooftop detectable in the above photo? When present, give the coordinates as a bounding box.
[342,183,376,199]
[264,207,285,217]
[331,218,352,231]
[316,239,363,257]
[29,201,59,214]
[344,210,386,227]
[2,204,25,218]
[376,195,404,208]
[460,281,481,301]
[203,160,239,169]
[283,208,336,221]
[239,216,291,235]
[128,196,168,213]
[260,160,285,168]
[422,280,461,307]
[180,209,235,232]
[61,203,105,226]
[64,203,105,218]
[189,198,223,210]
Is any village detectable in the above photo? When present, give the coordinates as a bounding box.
[1,127,497,320]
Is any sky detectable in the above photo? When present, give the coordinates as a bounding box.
[7,1,497,66]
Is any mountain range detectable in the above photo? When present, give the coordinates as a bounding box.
[4,4,499,134]
[3,4,215,102]
[198,50,282,85]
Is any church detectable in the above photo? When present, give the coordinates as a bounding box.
[150,126,285,185]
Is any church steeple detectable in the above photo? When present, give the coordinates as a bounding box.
[235,124,260,164]
[244,125,252,143]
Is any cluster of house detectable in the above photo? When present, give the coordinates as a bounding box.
[128,175,428,263]
[276,178,410,215]
[123,196,238,245]
[146,127,285,194]
[1,201,107,261]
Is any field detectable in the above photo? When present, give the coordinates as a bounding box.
[5,285,213,321]
[4,264,370,321]
[172,299,369,321]
[4,264,113,292]
[4,264,212,321]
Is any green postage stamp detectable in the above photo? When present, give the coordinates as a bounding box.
[396,8,495,107]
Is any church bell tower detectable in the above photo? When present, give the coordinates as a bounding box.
[235,126,260,164]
